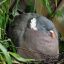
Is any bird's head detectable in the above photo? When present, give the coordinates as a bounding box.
[27,17,56,39]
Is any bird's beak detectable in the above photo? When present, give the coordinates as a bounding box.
[49,30,55,39]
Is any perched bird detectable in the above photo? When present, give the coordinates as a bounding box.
[7,13,59,63]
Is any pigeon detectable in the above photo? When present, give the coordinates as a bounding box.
[6,13,59,63]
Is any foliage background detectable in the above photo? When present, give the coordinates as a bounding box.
[0,0,64,64]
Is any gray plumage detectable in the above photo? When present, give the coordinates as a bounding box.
[7,13,59,63]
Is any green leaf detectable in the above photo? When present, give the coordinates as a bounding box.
[10,52,35,62]
[0,54,6,64]
[54,0,57,7]
[41,0,52,14]
[0,43,12,64]
[56,10,62,17]
[0,0,7,5]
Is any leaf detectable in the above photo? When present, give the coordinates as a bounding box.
[10,52,35,62]
[0,0,10,39]
[54,0,57,7]
[41,0,52,14]
[0,0,6,5]
[56,10,62,16]
[0,43,12,64]
[0,54,6,64]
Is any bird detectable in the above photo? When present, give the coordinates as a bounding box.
[6,13,59,63]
